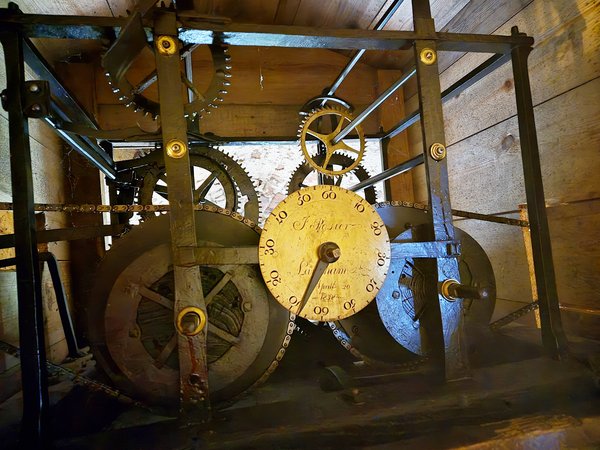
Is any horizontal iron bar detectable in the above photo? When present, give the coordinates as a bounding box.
[332,68,416,144]
[325,0,406,97]
[386,52,511,139]
[0,224,125,249]
[176,246,259,266]
[391,240,461,259]
[452,209,529,227]
[1,12,533,51]
[349,154,424,192]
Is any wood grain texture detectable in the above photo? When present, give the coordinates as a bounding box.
[377,69,413,201]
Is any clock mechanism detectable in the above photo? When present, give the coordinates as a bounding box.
[258,185,391,322]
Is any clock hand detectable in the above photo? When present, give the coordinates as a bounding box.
[296,242,341,316]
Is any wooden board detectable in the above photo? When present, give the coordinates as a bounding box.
[377,69,413,201]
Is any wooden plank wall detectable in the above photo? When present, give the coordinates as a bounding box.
[403,0,600,336]
[94,46,383,138]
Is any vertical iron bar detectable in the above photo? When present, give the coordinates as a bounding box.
[411,0,468,381]
[510,26,568,359]
[0,30,49,447]
[154,11,211,418]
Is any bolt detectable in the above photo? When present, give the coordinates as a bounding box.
[392,290,401,299]
[30,104,42,112]
[429,143,446,161]
[172,143,180,152]
[129,327,140,338]
[28,84,39,93]
[242,301,252,312]
[420,47,437,65]
[162,40,171,49]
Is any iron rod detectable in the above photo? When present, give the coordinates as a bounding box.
[385,53,510,139]
[349,154,424,192]
[324,0,406,98]
[332,68,416,144]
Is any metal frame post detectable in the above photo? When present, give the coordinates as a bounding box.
[0,30,49,447]
[510,27,568,359]
[411,0,468,380]
[154,11,211,417]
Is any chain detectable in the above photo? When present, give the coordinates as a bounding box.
[489,302,539,331]
[375,200,529,227]
[0,340,149,410]
[0,202,262,232]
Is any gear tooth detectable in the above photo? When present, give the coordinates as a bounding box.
[153,114,159,121]
[209,103,217,109]
[215,97,224,102]
[112,87,119,93]
[224,55,232,62]
[218,90,228,95]
[144,111,150,117]
[107,79,112,86]
[224,64,232,70]
[184,113,189,118]
[105,72,111,77]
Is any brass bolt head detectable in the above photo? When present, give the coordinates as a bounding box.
[156,35,177,55]
[166,139,187,159]
[429,143,447,161]
[420,48,437,65]
[176,307,206,336]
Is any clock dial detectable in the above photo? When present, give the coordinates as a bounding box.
[258,185,390,322]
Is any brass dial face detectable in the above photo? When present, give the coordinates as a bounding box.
[259,185,390,322]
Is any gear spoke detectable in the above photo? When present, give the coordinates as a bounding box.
[138,285,174,310]
[300,107,365,177]
[306,128,328,142]
[332,141,360,154]
[208,324,240,345]
[133,70,158,95]
[154,184,169,201]
[154,333,177,368]
[194,172,219,202]
[205,272,233,306]
[181,73,205,102]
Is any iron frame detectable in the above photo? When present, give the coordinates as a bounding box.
[0,0,567,445]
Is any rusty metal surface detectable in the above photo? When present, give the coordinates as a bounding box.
[86,210,294,407]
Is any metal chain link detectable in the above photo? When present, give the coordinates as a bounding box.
[0,202,262,232]
[489,302,539,331]
[0,340,149,410]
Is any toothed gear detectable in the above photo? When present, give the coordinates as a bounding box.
[103,41,231,120]
[299,106,366,177]
[136,145,260,223]
[286,153,378,204]
[86,207,295,408]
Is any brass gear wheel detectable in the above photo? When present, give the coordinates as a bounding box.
[86,207,295,408]
[286,153,378,204]
[299,107,366,177]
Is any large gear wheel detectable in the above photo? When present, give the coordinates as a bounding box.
[86,207,295,408]
[330,203,496,365]
[102,13,230,120]
[136,145,260,223]
[299,107,366,177]
[286,153,378,204]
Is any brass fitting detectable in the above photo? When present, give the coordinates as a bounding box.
[440,278,460,302]
[166,139,187,158]
[429,143,447,161]
[176,307,207,336]
[156,35,177,56]
[419,48,437,65]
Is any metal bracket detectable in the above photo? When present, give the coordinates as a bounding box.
[391,240,461,259]
[22,80,50,118]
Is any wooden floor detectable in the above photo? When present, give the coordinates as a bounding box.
[1,324,599,449]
